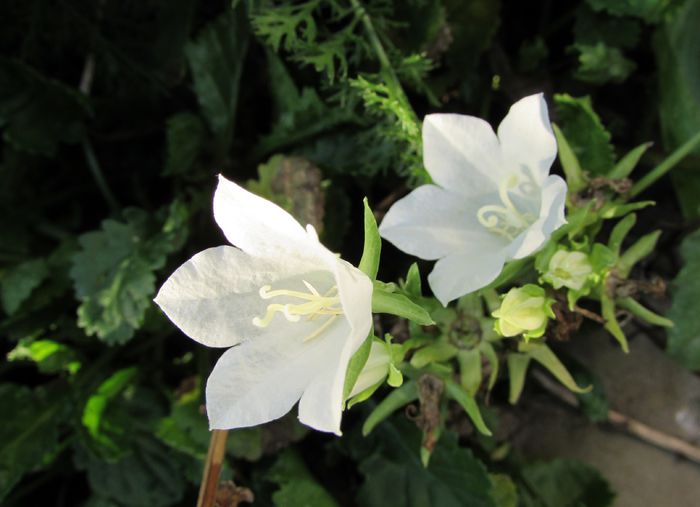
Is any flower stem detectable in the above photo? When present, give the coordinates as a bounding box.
[350,0,417,123]
[629,130,700,198]
[82,140,120,214]
[196,429,229,507]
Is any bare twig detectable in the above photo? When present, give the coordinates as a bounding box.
[197,430,230,507]
[532,370,700,464]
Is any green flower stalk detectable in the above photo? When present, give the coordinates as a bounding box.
[492,284,555,340]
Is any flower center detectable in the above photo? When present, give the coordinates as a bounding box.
[476,174,535,241]
[252,280,343,342]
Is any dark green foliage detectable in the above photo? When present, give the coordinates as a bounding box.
[0,0,688,504]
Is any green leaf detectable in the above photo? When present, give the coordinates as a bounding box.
[1,258,49,315]
[7,339,81,375]
[507,353,531,404]
[654,0,700,218]
[523,343,592,393]
[0,384,67,502]
[554,94,615,176]
[520,458,615,507]
[667,228,700,370]
[572,366,610,423]
[617,296,673,327]
[269,450,339,507]
[552,123,587,193]
[359,198,381,280]
[163,112,206,177]
[82,367,139,454]
[343,334,373,401]
[616,230,661,278]
[574,5,642,49]
[480,341,500,392]
[363,381,419,436]
[490,474,518,507]
[402,262,423,298]
[573,43,636,85]
[75,437,186,507]
[587,0,672,23]
[185,7,249,149]
[70,206,187,345]
[372,285,434,325]
[444,380,492,436]
[410,342,458,369]
[0,57,90,156]
[608,142,652,179]
[358,420,496,507]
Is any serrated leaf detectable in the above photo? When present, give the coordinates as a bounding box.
[7,339,81,374]
[574,5,642,49]
[363,381,419,436]
[573,43,636,85]
[554,94,615,176]
[1,258,49,315]
[185,7,249,149]
[667,229,700,370]
[359,198,381,280]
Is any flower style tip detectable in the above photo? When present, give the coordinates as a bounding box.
[379,93,567,305]
[155,175,373,435]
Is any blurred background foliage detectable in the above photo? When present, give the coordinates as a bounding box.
[1,0,699,505]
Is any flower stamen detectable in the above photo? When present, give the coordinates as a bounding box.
[477,174,535,240]
[252,281,343,342]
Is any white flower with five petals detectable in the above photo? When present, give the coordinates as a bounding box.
[379,94,567,306]
[154,176,373,435]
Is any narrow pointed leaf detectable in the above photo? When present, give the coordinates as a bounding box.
[608,213,636,257]
[445,380,492,436]
[343,333,373,401]
[524,343,592,393]
[618,297,673,328]
[507,353,531,404]
[410,342,458,369]
[609,142,653,179]
[552,122,587,193]
[601,286,629,352]
[617,230,661,278]
[457,349,482,396]
[372,287,433,325]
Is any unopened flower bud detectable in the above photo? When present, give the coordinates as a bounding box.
[492,284,555,340]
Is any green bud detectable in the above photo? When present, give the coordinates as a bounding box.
[492,284,555,340]
[542,250,592,291]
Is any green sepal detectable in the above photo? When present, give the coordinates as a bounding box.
[444,380,492,436]
[600,282,629,352]
[372,282,434,325]
[479,341,500,392]
[457,348,482,396]
[521,342,592,394]
[507,353,531,404]
[342,333,373,403]
[609,142,653,179]
[387,363,403,387]
[362,381,419,436]
[617,230,661,278]
[410,341,458,369]
[608,213,636,257]
[599,200,654,219]
[552,122,587,193]
[358,198,381,280]
[617,297,673,328]
[402,262,422,298]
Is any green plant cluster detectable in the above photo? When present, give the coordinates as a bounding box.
[1,0,699,506]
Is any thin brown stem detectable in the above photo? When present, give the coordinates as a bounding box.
[572,305,606,324]
[532,370,700,465]
[197,429,230,507]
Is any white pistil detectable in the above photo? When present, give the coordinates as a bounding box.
[477,174,535,240]
[252,281,343,342]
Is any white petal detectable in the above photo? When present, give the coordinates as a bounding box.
[423,114,504,196]
[379,185,507,260]
[428,249,507,306]
[298,319,357,435]
[497,94,557,185]
[506,175,567,260]
[205,319,348,430]
[154,246,332,347]
[297,259,373,434]
[213,175,322,259]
